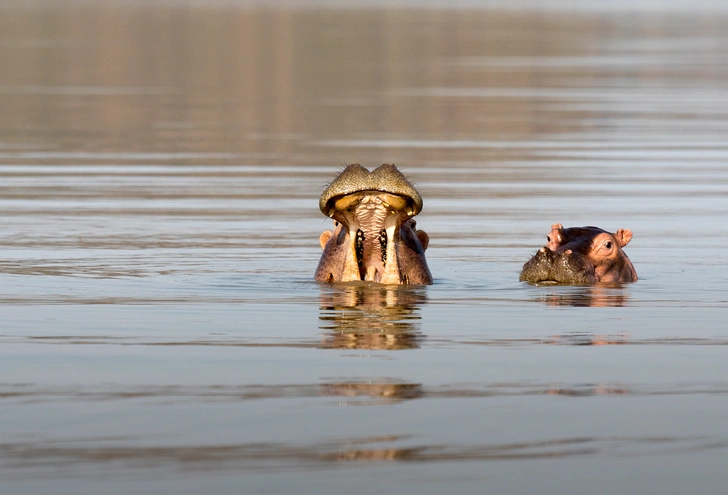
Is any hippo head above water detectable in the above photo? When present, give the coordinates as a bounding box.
[315,164,433,285]
[520,224,637,285]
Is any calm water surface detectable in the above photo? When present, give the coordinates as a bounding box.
[1,2,727,494]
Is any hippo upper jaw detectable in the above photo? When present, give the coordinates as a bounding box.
[519,247,598,285]
[316,164,432,285]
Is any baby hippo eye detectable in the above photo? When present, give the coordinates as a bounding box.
[546,236,551,242]
[604,241,613,249]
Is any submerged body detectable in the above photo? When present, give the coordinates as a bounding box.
[520,224,637,284]
[315,164,433,285]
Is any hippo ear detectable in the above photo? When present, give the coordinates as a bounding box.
[319,230,333,250]
[615,229,633,248]
[416,230,429,251]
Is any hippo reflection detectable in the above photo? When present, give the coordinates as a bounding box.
[520,224,637,285]
[534,286,631,307]
[315,164,433,285]
[318,283,425,350]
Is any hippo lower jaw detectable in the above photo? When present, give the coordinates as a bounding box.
[519,247,598,285]
[316,190,425,284]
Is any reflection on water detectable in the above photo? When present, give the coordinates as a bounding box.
[318,283,426,350]
[530,284,631,307]
[3,381,725,404]
[320,380,423,403]
[6,434,724,475]
[544,332,631,346]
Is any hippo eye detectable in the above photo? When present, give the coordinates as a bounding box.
[605,241,613,249]
[334,221,340,227]
[546,236,551,242]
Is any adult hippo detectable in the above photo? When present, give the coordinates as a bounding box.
[520,224,637,284]
[315,164,433,285]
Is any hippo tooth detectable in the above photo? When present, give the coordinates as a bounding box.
[379,229,388,265]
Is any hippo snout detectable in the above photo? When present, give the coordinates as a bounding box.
[520,246,597,285]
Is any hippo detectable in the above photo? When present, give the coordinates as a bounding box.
[315,163,433,285]
[520,224,637,284]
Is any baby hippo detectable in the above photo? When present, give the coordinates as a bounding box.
[520,224,637,284]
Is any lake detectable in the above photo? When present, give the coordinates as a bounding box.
[1,1,727,494]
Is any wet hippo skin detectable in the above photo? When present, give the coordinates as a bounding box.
[520,224,637,284]
[315,164,433,285]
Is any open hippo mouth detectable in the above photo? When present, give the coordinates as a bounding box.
[325,190,414,281]
[315,164,432,285]
[519,247,598,285]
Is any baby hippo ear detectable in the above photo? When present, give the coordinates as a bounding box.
[416,230,430,251]
[615,229,633,248]
[319,230,333,250]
